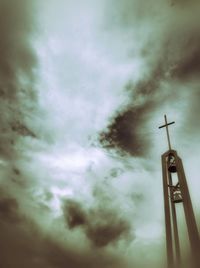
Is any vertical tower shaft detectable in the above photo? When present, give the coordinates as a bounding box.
[162,154,174,268]
[162,150,200,268]
[159,115,199,268]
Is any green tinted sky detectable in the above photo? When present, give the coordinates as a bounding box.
[0,1,199,267]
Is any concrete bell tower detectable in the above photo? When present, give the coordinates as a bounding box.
[159,115,200,268]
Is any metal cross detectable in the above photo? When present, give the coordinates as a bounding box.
[159,115,175,150]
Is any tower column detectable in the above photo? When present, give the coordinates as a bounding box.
[162,154,174,268]
[159,116,200,268]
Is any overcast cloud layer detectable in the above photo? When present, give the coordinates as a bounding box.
[0,1,200,268]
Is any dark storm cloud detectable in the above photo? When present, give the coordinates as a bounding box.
[86,209,130,247]
[0,190,21,223]
[172,49,200,80]
[100,3,200,156]
[0,220,124,268]
[99,64,166,157]
[0,0,37,159]
[64,200,87,229]
[99,1,170,156]
[167,29,200,136]
[168,31,200,81]
[99,101,154,156]
[0,190,125,268]
[11,120,36,138]
[63,199,130,248]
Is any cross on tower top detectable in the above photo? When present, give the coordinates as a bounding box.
[159,115,175,150]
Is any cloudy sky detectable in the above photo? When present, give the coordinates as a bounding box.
[0,0,200,267]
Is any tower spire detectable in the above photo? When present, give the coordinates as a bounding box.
[159,115,175,150]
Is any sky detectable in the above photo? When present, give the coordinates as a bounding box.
[0,0,200,267]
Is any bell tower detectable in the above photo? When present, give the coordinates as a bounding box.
[159,115,200,268]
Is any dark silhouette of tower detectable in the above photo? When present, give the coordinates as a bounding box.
[159,115,200,268]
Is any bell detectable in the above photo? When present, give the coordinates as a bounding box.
[168,163,177,173]
[168,154,177,173]
[173,190,183,203]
